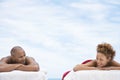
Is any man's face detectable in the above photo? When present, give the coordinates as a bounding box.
[11,49,26,64]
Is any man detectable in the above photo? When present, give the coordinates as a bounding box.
[0,46,39,72]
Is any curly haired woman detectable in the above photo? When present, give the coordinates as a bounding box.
[73,42,120,72]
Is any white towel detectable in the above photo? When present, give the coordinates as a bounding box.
[0,70,47,80]
[64,70,120,80]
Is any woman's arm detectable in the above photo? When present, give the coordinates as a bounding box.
[73,60,98,72]
[100,60,120,70]
[99,67,120,70]
[73,64,98,72]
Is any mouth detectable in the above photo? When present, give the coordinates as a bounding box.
[97,64,103,67]
[16,60,25,63]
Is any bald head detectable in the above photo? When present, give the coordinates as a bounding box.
[10,46,26,63]
[10,46,25,56]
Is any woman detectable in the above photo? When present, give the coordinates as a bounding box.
[73,43,120,72]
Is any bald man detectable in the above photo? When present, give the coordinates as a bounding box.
[0,46,39,72]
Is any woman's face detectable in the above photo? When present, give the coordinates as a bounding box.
[96,52,110,67]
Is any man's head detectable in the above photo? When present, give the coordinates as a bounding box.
[96,43,115,67]
[10,46,26,64]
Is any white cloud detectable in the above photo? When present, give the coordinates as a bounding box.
[70,3,106,12]
[105,0,120,4]
[0,0,120,79]
[109,16,120,22]
[69,2,109,21]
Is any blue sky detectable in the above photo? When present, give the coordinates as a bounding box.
[0,0,120,78]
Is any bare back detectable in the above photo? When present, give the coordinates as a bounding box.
[0,56,39,72]
[83,60,120,67]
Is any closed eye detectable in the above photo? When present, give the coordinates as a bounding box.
[19,54,25,58]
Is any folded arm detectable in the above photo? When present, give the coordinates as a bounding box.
[99,67,120,70]
[16,57,39,71]
[99,61,120,70]
[73,60,97,72]
[0,64,22,72]
[0,57,22,72]
[73,64,98,72]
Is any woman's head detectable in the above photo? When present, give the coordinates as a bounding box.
[96,43,115,67]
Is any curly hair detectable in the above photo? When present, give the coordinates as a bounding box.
[97,43,115,60]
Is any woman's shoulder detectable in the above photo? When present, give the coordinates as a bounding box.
[89,59,97,63]
[111,60,120,66]
[83,59,97,67]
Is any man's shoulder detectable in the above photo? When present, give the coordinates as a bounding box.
[0,56,11,63]
[25,56,38,65]
[26,56,34,59]
[0,56,11,60]
[25,56,35,61]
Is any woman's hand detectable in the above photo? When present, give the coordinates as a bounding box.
[98,67,113,70]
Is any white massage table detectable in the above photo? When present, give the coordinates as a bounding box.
[0,70,47,80]
[64,70,120,80]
